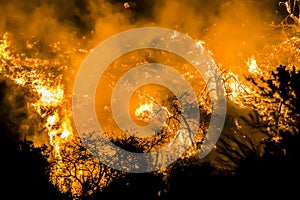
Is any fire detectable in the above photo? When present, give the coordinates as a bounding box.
[0,0,298,197]
[0,33,80,194]
[124,2,130,9]
[247,56,262,75]
[0,33,11,60]
[1,33,124,198]
[47,113,58,126]
[61,120,73,139]
[35,85,64,106]
[1,8,297,195]
[223,71,251,107]
[0,30,268,197]
[135,102,154,123]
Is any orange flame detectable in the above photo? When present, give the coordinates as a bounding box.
[0,33,78,193]
[135,102,154,123]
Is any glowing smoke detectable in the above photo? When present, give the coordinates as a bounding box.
[0,0,286,145]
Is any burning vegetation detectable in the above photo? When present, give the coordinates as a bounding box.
[1,0,300,199]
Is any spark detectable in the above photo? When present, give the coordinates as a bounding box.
[124,2,130,9]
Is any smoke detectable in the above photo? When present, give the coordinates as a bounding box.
[0,0,282,70]
[0,0,132,144]
[0,0,285,144]
[149,0,281,75]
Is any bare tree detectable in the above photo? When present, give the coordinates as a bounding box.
[48,136,122,199]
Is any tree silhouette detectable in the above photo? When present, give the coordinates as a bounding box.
[230,64,300,197]
[48,136,122,199]
[0,80,68,200]
[187,64,300,198]
[258,65,300,195]
[0,136,68,200]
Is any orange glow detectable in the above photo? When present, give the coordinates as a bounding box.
[135,102,154,124]
[0,33,83,195]
[247,56,262,75]
[1,0,300,196]
[124,2,130,9]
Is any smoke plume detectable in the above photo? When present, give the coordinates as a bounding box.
[0,0,285,144]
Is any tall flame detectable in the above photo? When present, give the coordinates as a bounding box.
[0,33,82,195]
